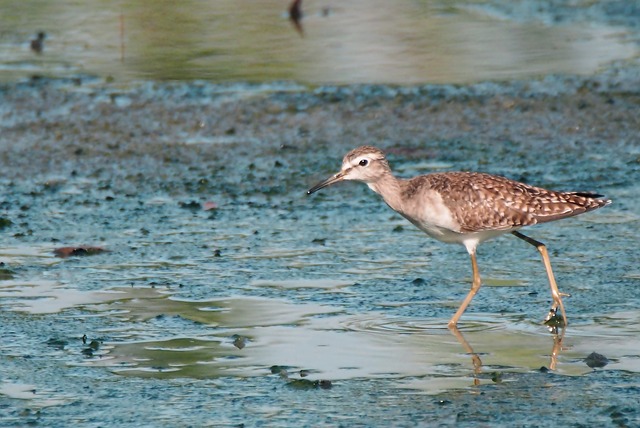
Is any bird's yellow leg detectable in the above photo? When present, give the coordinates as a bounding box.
[448,251,482,328]
[511,231,568,328]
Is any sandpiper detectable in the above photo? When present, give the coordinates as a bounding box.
[307,146,611,328]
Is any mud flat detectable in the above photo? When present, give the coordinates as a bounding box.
[1,5,640,425]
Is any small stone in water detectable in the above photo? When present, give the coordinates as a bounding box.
[232,336,247,350]
[585,352,609,368]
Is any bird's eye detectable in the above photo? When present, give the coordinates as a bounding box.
[359,159,369,167]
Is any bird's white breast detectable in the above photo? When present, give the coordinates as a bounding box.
[399,190,461,240]
[396,188,514,252]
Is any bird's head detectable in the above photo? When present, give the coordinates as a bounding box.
[307,146,390,194]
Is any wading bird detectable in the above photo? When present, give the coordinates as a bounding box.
[307,146,610,328]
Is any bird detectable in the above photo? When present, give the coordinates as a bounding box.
[307,146,611,328]
[30,32,46,54]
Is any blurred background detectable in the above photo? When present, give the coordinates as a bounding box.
[0,0,637,84]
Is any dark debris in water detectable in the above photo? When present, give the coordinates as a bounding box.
[232,335,248,350]
[270,364,332,389]
[81,338,103,358]
[0,262,16,280]
[54,246,108,258]
[287,379,333,390]
[45,338,69,350]
[179,201,201,210]
[0,217,12,230]
[585,352,609,369]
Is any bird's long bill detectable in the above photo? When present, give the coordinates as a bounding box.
[307,172,345,195]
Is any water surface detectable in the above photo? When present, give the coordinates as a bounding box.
[0,0,636,84]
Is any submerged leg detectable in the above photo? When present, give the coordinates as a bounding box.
[511,231,568,327]
[448,250,482,328]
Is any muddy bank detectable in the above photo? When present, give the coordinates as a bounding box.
[1,68,639,183]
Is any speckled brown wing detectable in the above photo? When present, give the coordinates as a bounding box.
[417,172,610,233]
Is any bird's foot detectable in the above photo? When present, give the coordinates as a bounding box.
[544,307,566,334]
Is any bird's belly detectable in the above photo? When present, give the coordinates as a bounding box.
[411,220,512,246]
[413,222,467,244]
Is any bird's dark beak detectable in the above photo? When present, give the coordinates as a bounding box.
[307,171,345,195]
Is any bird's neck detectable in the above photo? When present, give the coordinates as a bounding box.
[367,174,404,212]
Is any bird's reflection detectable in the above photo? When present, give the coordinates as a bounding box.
[448,324,566,383]
[448,325,482,382]
[548,328,565,371]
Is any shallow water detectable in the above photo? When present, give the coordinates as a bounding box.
[0,0,637,84]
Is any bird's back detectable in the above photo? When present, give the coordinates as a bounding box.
[401,172,610,233]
